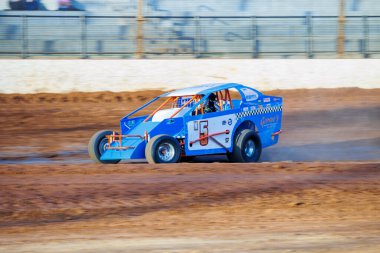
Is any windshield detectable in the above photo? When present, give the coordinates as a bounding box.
[127,89,238,122]
[141,95,204,122]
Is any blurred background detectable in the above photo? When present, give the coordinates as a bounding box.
[1,0,380,59]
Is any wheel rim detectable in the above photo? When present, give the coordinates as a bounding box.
[157,142,175,162]
[244,139,255,158]
[99,138,109,155]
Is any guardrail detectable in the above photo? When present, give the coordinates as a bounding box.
[0,13,379,58]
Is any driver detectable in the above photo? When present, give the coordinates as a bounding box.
[204,93,218,113]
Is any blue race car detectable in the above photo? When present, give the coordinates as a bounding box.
[88,83,283,164]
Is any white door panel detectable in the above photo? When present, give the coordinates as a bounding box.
[187,114,237,151]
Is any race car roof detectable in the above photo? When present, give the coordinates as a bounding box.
[161,83,244,97]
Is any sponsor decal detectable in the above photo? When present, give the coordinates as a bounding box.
[260,115,279,128]
[178,96,193,107]
[240,88,259,101]
[243,107,249,112]
[124,122,131,129]
[263,97,270,103]
[124,120,136,129]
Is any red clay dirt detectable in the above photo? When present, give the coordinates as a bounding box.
[0,88,379,252]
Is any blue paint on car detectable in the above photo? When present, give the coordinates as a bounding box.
[90,83,283,163]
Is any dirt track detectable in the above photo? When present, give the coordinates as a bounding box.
[0,88,380,252]
[1,162,380,252]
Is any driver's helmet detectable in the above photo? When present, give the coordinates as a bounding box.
[204,93,218,113]
[208,93,217,101]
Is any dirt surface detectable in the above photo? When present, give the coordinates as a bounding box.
[0,88,380,252]
[1,162,380,252]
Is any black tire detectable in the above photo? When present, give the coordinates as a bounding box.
[88,130,121,164]
[145,135,181,164]
[228,129,262,163]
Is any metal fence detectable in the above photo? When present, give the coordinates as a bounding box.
[1,13,379,58]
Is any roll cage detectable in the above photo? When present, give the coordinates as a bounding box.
[125,88,236,122]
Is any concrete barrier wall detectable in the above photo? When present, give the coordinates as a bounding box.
[1,59,379,94]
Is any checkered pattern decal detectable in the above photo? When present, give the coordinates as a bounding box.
[236,105,282,119]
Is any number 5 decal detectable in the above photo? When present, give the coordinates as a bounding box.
[199,120,209,146]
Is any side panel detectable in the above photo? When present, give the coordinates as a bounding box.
[130,117,185,159]
[236,98,283,148]
[120,115,147,135]
[185,112,238,156]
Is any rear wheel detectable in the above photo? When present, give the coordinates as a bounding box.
[88,130,121,164]
[228,129,262,163]
[145,135,181,164]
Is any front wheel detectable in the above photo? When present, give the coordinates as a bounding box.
[228,129,262,163]
[88,130,121,164]
[145,135,181,164]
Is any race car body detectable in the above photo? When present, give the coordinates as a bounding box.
[88,83,283,164]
